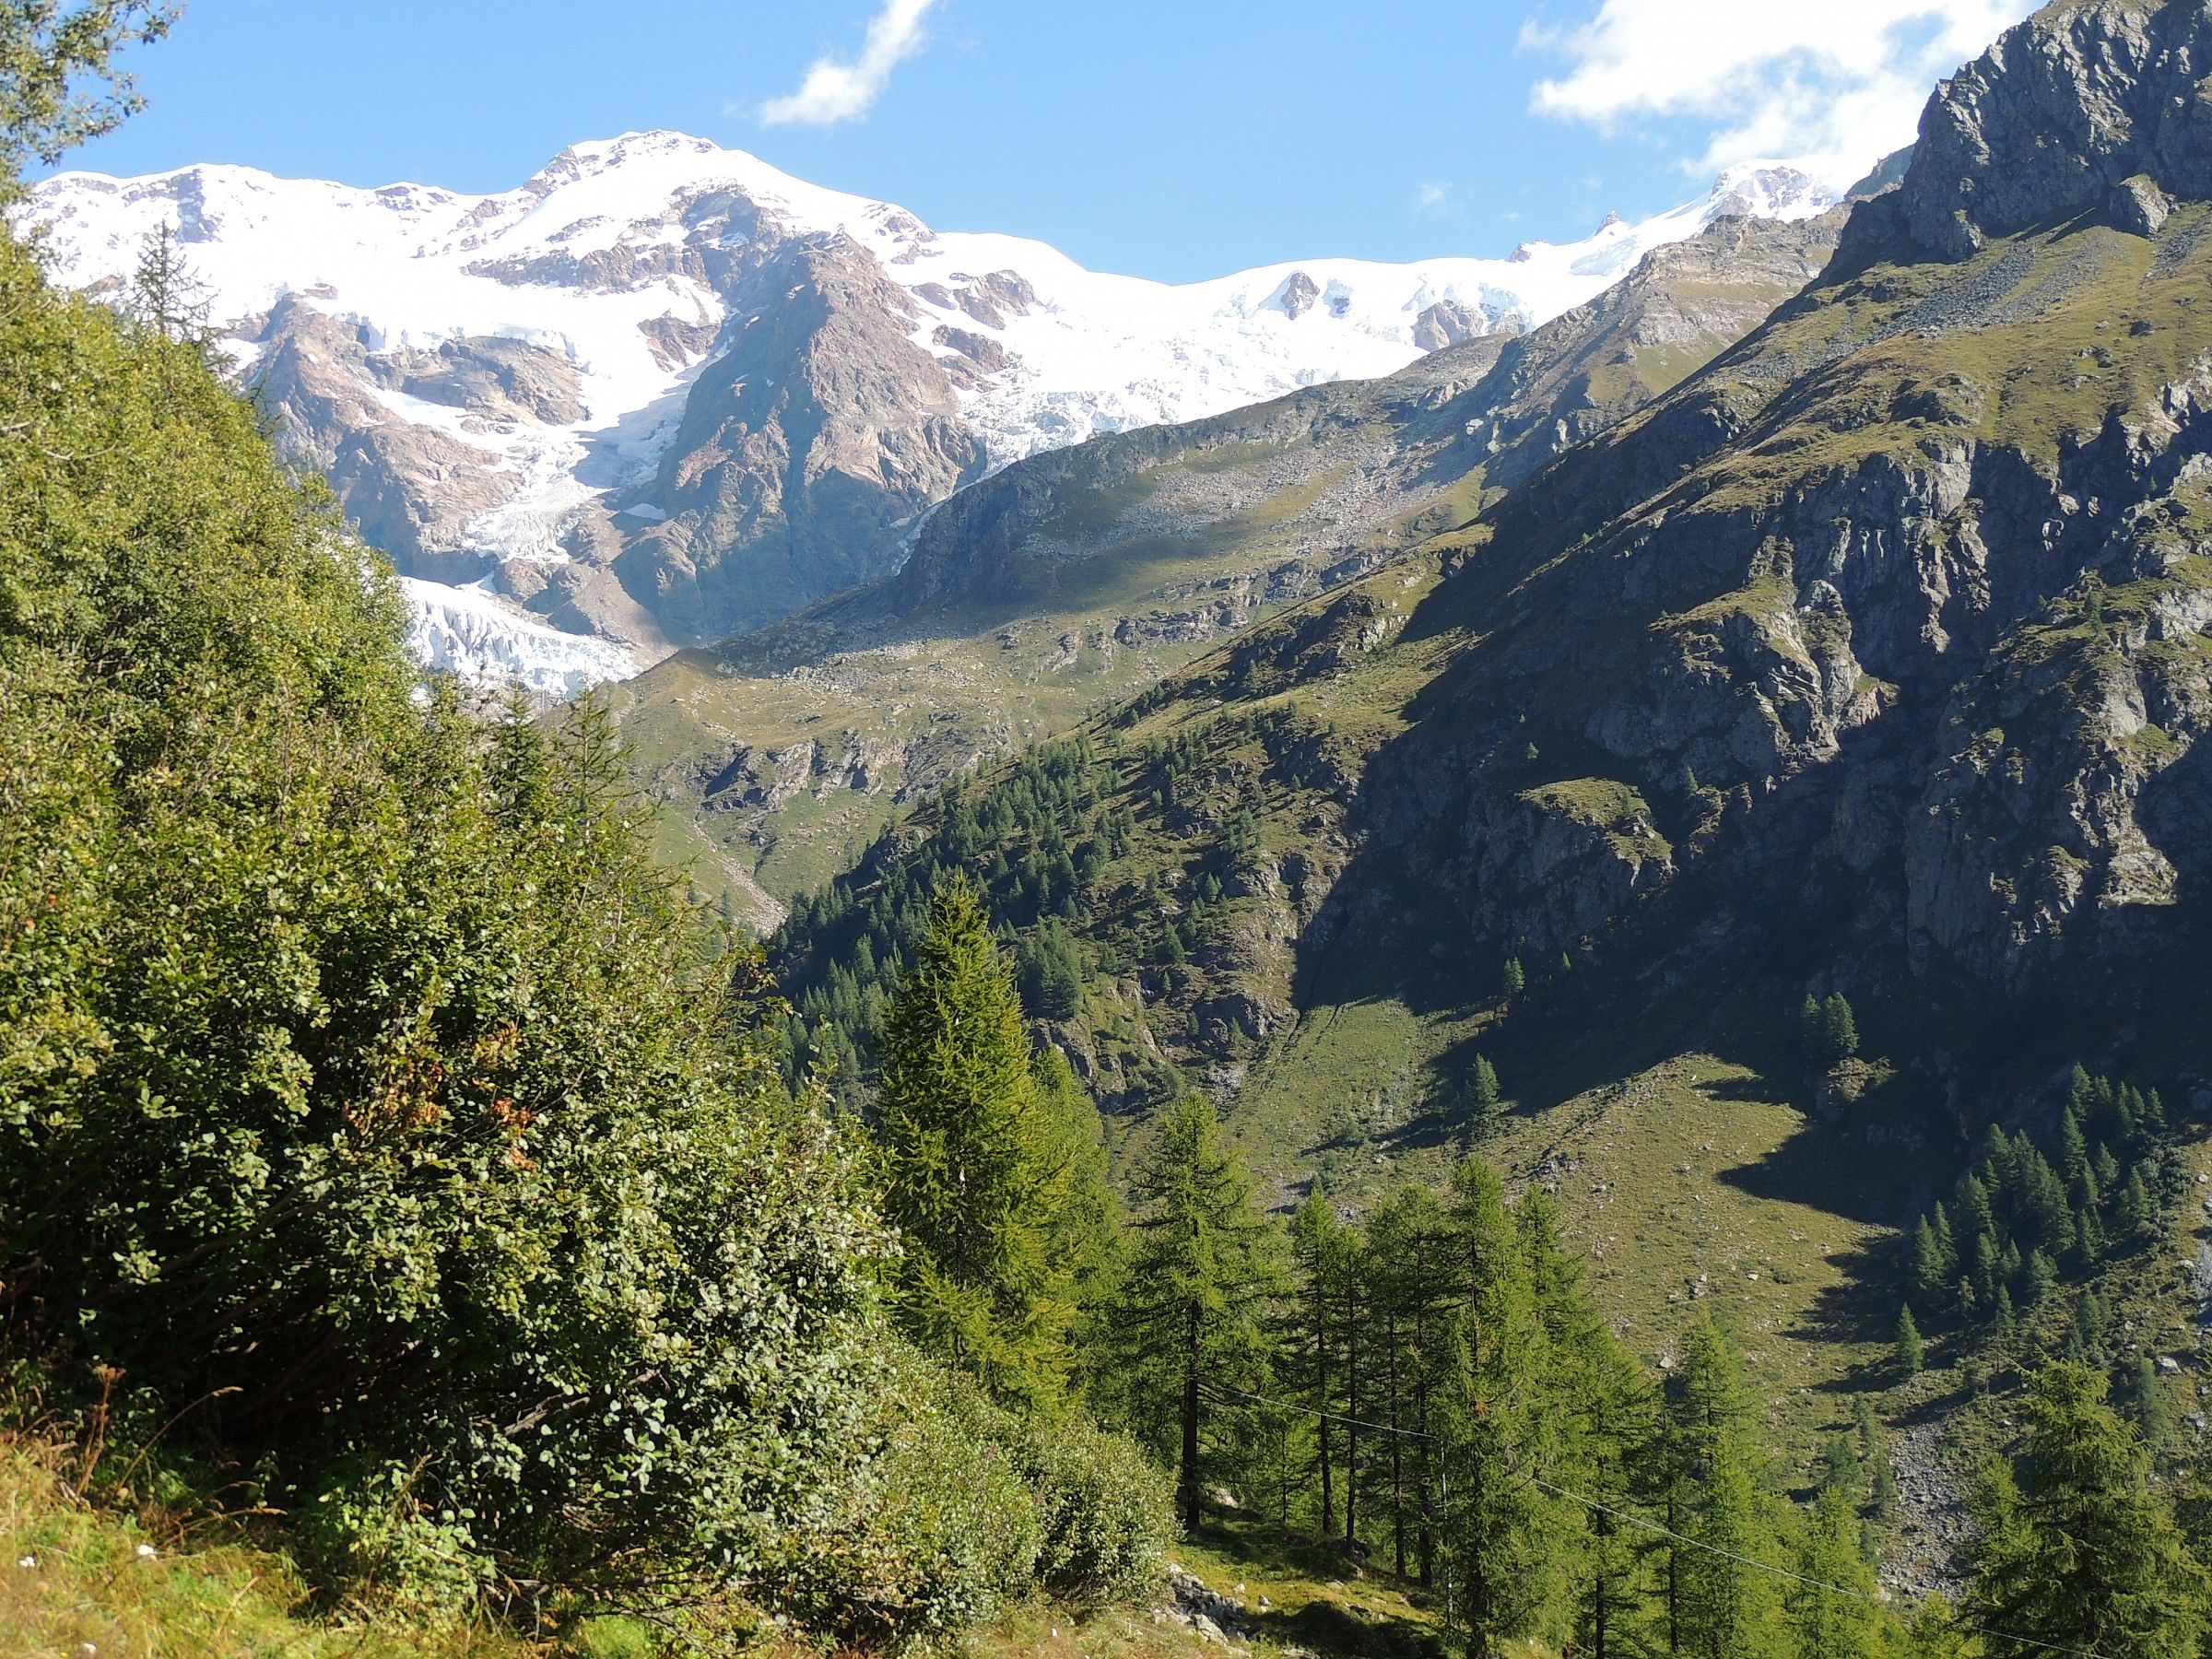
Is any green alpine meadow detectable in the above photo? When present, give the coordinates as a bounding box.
[11,0,2212,1654]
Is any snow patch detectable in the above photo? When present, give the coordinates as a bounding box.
[402,577,639,698]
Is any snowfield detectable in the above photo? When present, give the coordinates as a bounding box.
[27,134,1837,694]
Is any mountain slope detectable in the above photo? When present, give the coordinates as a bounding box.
[24,140,1834,691]
[763,0,2212,1576]
[605,206,1846,924]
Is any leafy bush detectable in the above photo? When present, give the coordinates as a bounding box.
[0,227,888,1596]
[770,1351,1042,1644]
[1018,1413,1172,1604]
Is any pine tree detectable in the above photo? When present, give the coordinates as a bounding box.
[1789,1485,1883,1659]
[2118,1168,2155,1249]
[1912,1210,1956,1312]
[1118,1092,1284,1530]
[877,882,1077,1405]
[2059,1104,2090,1188]
[1896,1306,1924,1379]
[1965,1363,2201,1657]
[1665,1320,1788,1659]
[2125,1353,2172,1467]
[1819,994,1859,1066]
[1502,957,1526,999]
[1466,1055,1501,1134]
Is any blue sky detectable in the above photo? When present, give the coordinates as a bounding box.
[50,0,2035,284]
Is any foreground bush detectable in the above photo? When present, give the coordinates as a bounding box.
[1020,1412,1174,1605]
[770,1349,1169,1644]
[0,226,888,1597]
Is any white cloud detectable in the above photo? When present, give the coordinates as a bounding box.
[762,0,941,127]
[1417,182,1453,212]
[1524,0,2035,188]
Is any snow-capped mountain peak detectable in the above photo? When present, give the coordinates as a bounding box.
[23,139,1838,695]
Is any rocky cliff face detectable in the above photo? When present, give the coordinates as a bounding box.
[1306,0,2212,1042]
[612,233,986,641]
[602,206,1843,914]
[1894,0,2212,260]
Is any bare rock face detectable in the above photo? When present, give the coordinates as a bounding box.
[368,336,588,426]
[251,298,520,580]
[614,234,987,642]
[1895,0,2212,261]
[1309,0,2212,1028]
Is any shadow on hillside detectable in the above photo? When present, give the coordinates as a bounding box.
[1717,1117,1903,1230]
[1785,1235,1912,1392]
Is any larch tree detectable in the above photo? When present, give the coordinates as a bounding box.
[877,882,1078,1407]
[1118,1091,1283,1531]
[1663,1319,1787,1659]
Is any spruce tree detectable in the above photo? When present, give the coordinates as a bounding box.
[878,882,1077,1406]
[1965,1363,2202,1657]
[1502,957,1526,999]
[1789,1485,1883,1659]
[1118,1092,1283,1530]
[1896,1306,1924,1379]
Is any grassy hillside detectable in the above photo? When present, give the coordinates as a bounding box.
[0,1434,528,1659]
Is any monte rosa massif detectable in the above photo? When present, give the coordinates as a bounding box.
[25,132,1836,693]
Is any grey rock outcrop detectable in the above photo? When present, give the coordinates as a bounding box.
[1895,0,2212,260]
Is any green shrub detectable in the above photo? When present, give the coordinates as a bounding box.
[0,227,888,1598]
[1018,1414,1172,1604]
[771,1351,1042,1644]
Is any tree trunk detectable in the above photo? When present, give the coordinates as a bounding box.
[1415,1300,1434,1589]
[1316,1274,1334,1538]
[1593,1455,1611,1659]
[1388,1305,1405,1579]
[1344,1278,1360,1547]
[1182,1300,1202,1532]
[1665,1489,1681,1653]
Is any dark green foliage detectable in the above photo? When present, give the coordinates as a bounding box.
[769,1347,1170,1644]
[0,228,888,1595]
[877,883,1105,1407]
[772,735,1122,1103]
[1017,918,1087,1020]
[1798,992,1859,1070]
[1965,1364,2202,1657]
[1790,1486,1882,1659]
[1466,1054,1501,1131]
[1897,1307,1924,1379]
[1660,1320,1788,1658]
[1907,1067,2178,1358]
